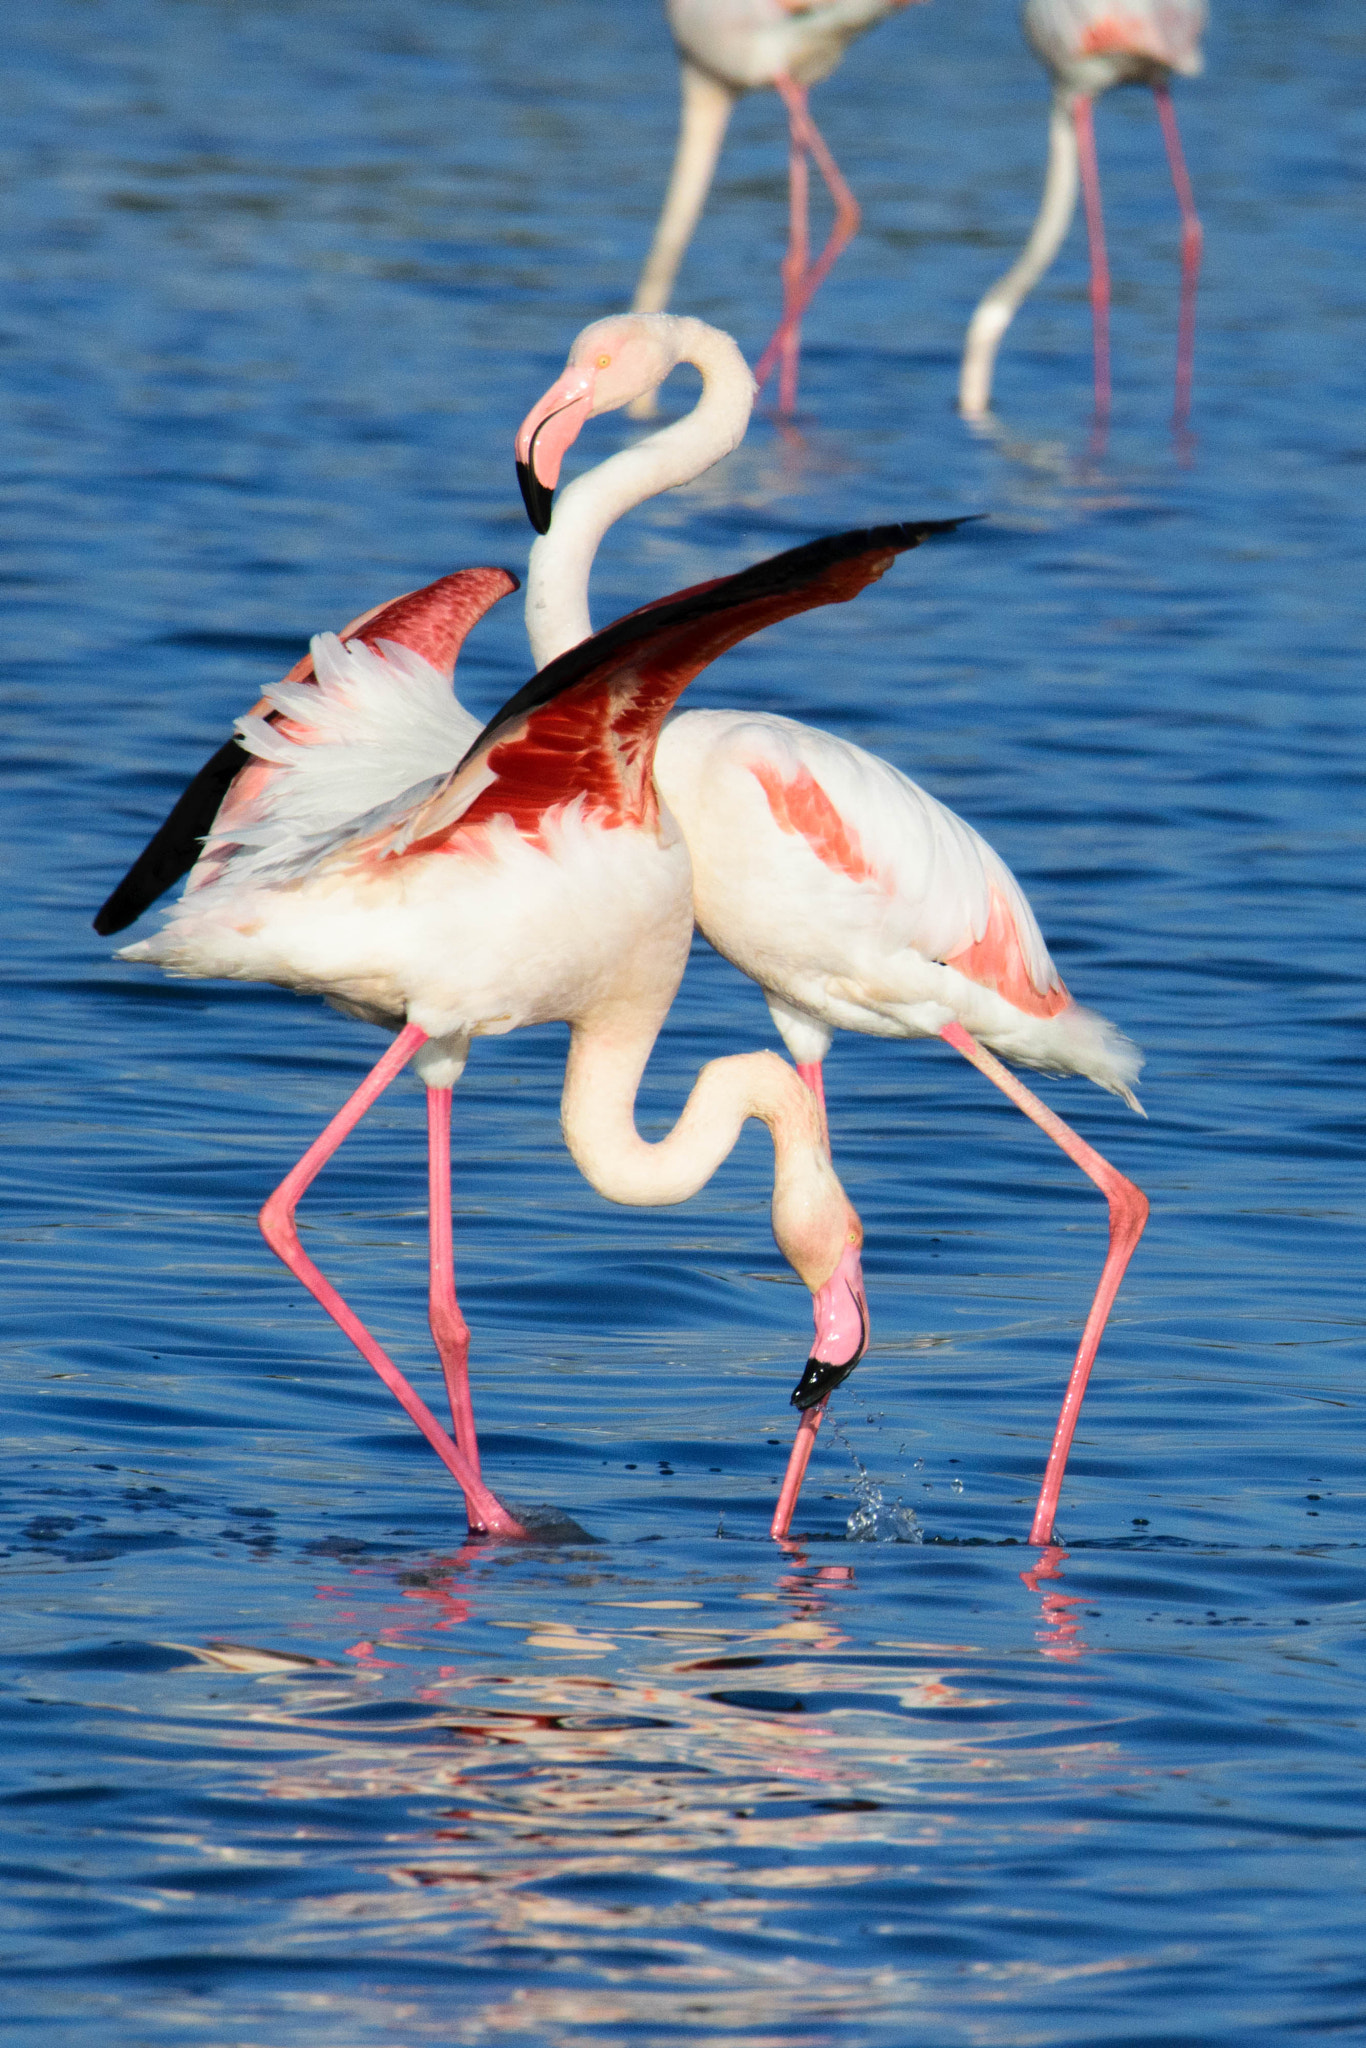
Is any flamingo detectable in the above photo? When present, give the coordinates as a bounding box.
[516,311,1149,1546]
[630,0,923,418]
[93,523,934,1538]
[958,0,1205,427]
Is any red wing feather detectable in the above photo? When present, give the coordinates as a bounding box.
[92,566,517,936]
[240,565,518,722]
[392,520,965,857]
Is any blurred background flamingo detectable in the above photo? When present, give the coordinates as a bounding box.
[630,0,924,417]
[959,0,1205,427]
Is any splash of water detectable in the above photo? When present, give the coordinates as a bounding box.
[834,1424,922,1543]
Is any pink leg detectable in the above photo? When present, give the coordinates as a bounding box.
[939,1023,1148,1546]
[770,1399,827,1541]
[426,1087,481,1486]
[771,1056,831,1540]
[767,95,809,416]
[1072,96,1111,425]
[783,82,863,320]
[754,74,862,414]
[258,1024,525,1538]
[1153,84,1202,429]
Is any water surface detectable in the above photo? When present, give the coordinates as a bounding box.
[2,2,1364,2041]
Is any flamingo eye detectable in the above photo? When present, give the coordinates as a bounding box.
[597,353,612,368]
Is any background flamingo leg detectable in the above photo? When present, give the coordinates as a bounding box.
[1071,94,1111,424]
[939,1022,1148,1547]
[754,75,860,413]
[770,1399,826,1540]
[752,92,810,415]
[783,84,863,319]
[426,1086,482,1491]
[779,122,809,415]
[258,1023,525,1538]
[1152,83,1202,428]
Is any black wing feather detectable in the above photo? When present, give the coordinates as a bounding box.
[93,738,249,936]
[458,519,969,777]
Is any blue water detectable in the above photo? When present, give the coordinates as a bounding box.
[3,1,1364,2041]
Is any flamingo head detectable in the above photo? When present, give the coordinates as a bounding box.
[515,314,689,533]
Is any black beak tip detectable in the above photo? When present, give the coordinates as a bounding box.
[790,1281,868,1410]
[789,1355,859,1412]
[516,459,554,536]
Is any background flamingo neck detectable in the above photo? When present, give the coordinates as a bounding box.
[525,319,755,669]
[630,62,736,321]
[959,93,1079,418]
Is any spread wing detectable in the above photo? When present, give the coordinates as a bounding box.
[381,519,965,861]
[92,566,517,935]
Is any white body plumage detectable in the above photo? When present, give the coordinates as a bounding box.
[653,708,1142,1103]
[120,634,693,1077]
[668,0,909,92]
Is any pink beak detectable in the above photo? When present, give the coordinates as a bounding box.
[790,1241,868,1410]
[514,364,597,533]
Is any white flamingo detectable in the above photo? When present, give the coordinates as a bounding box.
[516,311,1149,1544]
[959,0,1206,426]
[94,521,932,1538]
[631,0,924,416]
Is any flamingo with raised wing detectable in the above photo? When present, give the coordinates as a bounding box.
[94,523,931,1538]
[516,311,1149,1545]
[959,0,1205,427]
[631,0,923,417]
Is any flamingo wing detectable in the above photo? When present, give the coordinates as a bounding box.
[385,521,964,859]
[755,717,1065,1007]
[92,566,517,936]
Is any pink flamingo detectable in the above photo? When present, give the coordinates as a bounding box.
[94,519,931,1538]
[630,0,923,417]
[517,312,1149,1545]
[959,0,1205,427]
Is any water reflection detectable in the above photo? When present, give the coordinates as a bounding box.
[133,1549,1131,2043]
[1020,1546,1090,1663]
[11,0,1366,2035]
[961,404,1143,516]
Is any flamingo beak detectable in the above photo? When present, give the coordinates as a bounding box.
[790,1241,868,1410]
[514,365,597,535]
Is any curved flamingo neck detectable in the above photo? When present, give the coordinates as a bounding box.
[959,92,1080,419]
[559,1016,857,1293]
[525,318,756,669]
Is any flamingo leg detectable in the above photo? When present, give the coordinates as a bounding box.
[754,74,862,414]
[1071,94,1111,425]
[768,89,810,417]
[939,1022,1148,1547]
[1152,83,1202,428]
[258,1023,525,1538]
[426,1086,481,1487]
[770,1399,827,1540]
[770,1057,831,1541]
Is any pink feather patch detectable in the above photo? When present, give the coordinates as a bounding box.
[945,889,1071,1018]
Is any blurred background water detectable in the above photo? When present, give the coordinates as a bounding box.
[2,1,1364,2041]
